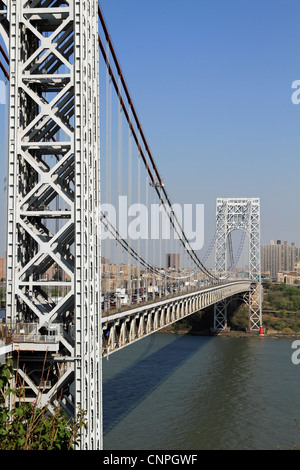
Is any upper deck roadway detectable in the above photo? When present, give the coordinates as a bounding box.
[101,280,253,356]
[0,280,253,360]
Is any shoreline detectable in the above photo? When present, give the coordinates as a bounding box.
[159,325,300,339]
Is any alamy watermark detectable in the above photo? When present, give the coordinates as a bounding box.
[291,80,300,104]
[291,341,300,365]
[0,74,203,249]
[101,196,205,251]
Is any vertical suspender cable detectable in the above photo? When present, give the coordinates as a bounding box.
[128,108,132,305]
[117,75,122,300]
[105,40,112,310]
[145,171,148,301]
[137,142,141,304]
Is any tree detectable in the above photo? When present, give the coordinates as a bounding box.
[0,360,87,450]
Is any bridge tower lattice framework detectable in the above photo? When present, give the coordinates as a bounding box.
[3,0,102,450]
[214,198,262,332]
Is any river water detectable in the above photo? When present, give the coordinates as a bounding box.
[103,332,300,450]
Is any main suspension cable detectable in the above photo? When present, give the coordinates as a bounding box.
[98,4,218,280]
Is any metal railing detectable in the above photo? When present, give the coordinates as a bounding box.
[0,323,62,345]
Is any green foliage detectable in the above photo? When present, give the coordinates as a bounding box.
[229,305,249,330]
[262,283,300,333]
[173,306,215,333]
[0,359,14,394]
[0,287,5,305]
[0,360,87,450]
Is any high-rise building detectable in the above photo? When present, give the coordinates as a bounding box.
[261,240,300,279]
[0,253,6,281]
[165,253,180,270]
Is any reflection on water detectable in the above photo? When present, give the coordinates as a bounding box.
[103,333,300,450]
[103,334,211,433]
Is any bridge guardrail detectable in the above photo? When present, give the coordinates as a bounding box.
[0,323,62,345]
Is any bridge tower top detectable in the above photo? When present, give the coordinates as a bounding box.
[215,197,260,279]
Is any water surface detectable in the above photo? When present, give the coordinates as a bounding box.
[103,333,300,450]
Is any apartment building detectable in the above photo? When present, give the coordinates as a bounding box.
[0,253,6,281]
[261,240,300,280]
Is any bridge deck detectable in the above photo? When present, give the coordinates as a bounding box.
[102,280,253,356]
[101,280,250,322]
[0,280,253,360]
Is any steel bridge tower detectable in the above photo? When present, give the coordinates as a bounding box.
[4,0,101,449]
[214,198,262,332]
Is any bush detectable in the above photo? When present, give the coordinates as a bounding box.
[0,360,87,450]
[281,327,293,335]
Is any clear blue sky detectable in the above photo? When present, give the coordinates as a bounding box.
[98,0,300,247]
[0,0,299,257]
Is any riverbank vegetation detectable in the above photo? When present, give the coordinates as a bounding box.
[260,282,300,334]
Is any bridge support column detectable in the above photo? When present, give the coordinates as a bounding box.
[214,198,262,332]
[5,0,102,449]
[213,300,228,331]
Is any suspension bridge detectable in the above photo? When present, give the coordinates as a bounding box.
[0,1,262,450]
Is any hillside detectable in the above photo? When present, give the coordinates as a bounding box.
[260,282,300,334]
